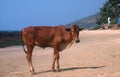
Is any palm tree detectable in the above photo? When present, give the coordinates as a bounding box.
[97,0,120,25]
[109,0,120,17]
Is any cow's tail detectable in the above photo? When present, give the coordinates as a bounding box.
[20,30,27,54]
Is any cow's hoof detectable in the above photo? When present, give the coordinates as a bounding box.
[57,69,60,72]
[31,71,36,75]
[30,70,36,75]
[52,69,60,72]
[52,70,56,72]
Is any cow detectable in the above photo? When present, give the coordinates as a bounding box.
[21,24,83,74]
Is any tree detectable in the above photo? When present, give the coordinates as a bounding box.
[97,0,120,25]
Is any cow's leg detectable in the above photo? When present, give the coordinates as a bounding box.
[56,52,60,72]
[52,46,60,72]
[26,45,35,74]
[52,53,56,72]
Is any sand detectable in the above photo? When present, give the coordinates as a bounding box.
[0,30,120,77]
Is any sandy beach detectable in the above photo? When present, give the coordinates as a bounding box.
[0,30,120,77]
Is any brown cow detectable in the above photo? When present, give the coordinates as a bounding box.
[21,24,83,74]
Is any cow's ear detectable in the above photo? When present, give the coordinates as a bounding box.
[79,28,84,31]
[65,28,71,31]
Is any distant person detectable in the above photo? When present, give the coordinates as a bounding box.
[108,17,110,27]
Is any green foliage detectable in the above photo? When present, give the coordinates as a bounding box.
[110,17,117,24]
[0,38,22,48]
[97,0,120,25]
[0,31,22,48]
[92,25,101,30]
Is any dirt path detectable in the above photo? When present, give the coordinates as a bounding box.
[0,30,120,77]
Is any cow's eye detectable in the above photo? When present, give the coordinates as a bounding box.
[71,30,74,32]
[71,31,76,35]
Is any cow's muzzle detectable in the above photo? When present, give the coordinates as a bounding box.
[76,39,80,43]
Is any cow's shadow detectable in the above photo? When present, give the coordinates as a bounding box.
[60,66,105,72]
[35,66,105,75]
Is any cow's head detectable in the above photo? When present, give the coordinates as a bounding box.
[70,24,83,43]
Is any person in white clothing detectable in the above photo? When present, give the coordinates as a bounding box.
[108,17,110,26]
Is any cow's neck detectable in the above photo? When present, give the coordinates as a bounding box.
[66,31,74,48]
